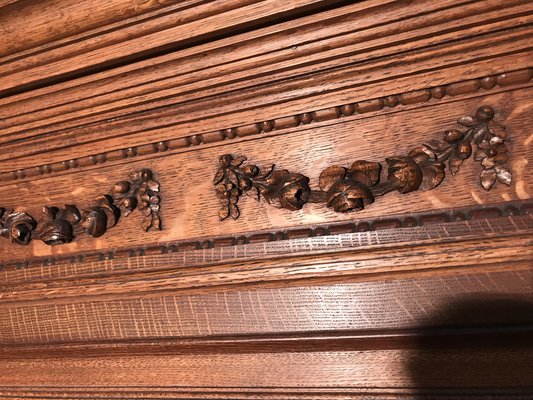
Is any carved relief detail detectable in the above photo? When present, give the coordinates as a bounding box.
[215,106,512,220]
[1,68,529,185]
[0,169,161,246]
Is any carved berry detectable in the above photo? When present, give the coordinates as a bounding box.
[475,105,494,122]
[140,169,153,181]
[113,181,130,193]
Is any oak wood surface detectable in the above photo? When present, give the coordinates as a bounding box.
[0,88,531,261]
[0,0,531,396]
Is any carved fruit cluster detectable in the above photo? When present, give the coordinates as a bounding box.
[214,154,310,220]
[0,168,161,246]
[214,105,512,219]
[112,169,161,232]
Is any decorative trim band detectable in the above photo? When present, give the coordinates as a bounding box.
[215,106,512,220]
[1,68,530,184]
[2,200,531,272]
[0,169,161,246]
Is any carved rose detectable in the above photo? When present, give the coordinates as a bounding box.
[385,157,423,193]
[81,196,119,238]
[39,205,80,245]
[326,180,374,212]
[40,219,74,245]
[318,161,380,212]
[407,146,445,191]
[261,170,310,210]
[0,210,37,245]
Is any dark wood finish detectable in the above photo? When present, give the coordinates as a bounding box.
[0,168,161,245]
[214,105,512,220]
[0,1,532,398]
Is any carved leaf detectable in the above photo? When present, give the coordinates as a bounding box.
[419,162,445,191]
[481,157,495,169]
[318,166,346,192]
[408,145,437,162]
[494,165,512,186]
[489,124,507,139]
[480,169,497,190]
[424,140,450,152]
[230,156,247,167]
[458,115,476,127]
[146,180,160,192]
[474,148,486,161]
[473,125,488,144]
[226,169,239,186]
[218,206,230,221]
[257,164,275,179]
[143,213,161,232]
[448,155,464,175]
[229,203,240,220]
[347,161,381,187]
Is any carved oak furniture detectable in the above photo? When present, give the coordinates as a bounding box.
[0,1,531,398]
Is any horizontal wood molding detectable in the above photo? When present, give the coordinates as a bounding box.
[0,347,532,389]
[0,200,531,293]
[0,0,343,96]
[1,67,530,184]
[0,268,531,344]
[0,0,531,172]
[0,89,530,261]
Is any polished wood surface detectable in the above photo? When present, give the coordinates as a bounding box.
[0,0,531,398]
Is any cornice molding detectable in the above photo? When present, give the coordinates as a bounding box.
[0,68,530,185]
[0,169,161,246]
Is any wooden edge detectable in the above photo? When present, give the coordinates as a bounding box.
[0,67,530,184]
[2,199,530,272]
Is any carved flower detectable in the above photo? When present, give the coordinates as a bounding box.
[407,146,446,191]
[39,205,80,245]
[385,157,423,193]
[0,210,37,245]
[81,196,119,238]
[318,161,380,212]
[261,170,310,210]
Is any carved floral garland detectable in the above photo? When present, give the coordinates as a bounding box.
[0,169,161,246]
[214,105,512,220]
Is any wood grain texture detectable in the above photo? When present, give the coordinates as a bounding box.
[0,347,532,389]
[0,1,532,396]
[2,67,530,182]
[0,0,344,96]
[0,0,532,172]
[0,268,531,345]
[0,89,531,261]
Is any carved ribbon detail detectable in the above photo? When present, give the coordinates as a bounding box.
[214,105,512,220]
[0,169,162,246]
